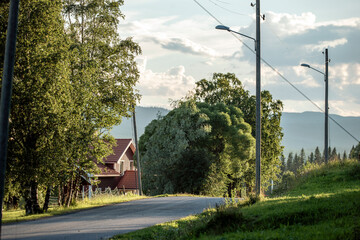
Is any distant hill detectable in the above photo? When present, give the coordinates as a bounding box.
[281,112,360,155]
[110,106,169,139]
[111,107,360,156]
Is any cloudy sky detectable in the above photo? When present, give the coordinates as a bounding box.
[118,0,360,116]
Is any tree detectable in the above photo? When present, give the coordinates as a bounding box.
[287,152,293,173]
[139,102,211,195]
[331,147,338,161]
[278,171,295,191]
[1,0,75,214]
[59,0,141,207]
[298,148,306,168]
[1,0,141,213]
[308,152,315,164]
[293,154,300,173]
[350,143,360,160]
[139,101,255,196]
[280,154,286,173]
[314,147,322,164]
[191,73,283,190]
[342,151,348,161]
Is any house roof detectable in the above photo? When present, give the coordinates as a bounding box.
[95,163,120,177]
[104,139,135,163]
[117,170,138,189]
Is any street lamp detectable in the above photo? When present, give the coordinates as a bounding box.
[215,0,262,197]
[215,25,256,50]
[300,63,325,75]
[301,48,329,164]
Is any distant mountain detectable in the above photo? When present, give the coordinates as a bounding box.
[110,106,169,139]
[111,107,360,156]
[281,112,360,155]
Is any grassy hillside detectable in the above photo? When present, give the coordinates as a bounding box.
[111,160,360,240]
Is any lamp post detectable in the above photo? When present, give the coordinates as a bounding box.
[301,48,329,164]
[215,0,262,196]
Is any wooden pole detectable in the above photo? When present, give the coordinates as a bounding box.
[0,0,20,237]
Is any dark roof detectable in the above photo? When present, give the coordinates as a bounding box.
[96,163,120,176]
[117,170,138,189]
[104,139,135,163]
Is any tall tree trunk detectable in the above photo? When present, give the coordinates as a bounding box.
[25,181,42,215]
[73,174,81,204]
[43,186,52,212]
[30,181,42,214]
[227,181,232,198]
[66,178,73,207]
[24,188,32,215]
[57,185,62,206]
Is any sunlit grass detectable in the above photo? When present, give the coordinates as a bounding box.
[111,159,360,240]
[2,193,147,224]
[2,192,210,224]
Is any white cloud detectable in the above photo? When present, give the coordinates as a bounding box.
[329,100,360,117]
[264,11,317,37]
[282,100,360,117]
[317,17,360,28]
[282,100,324,113]
[136,57,147,73]
[305,38,348,52]
[293,66,322,88]
[121,6,360,116]
[146,36,219,57]
[119,16,178,36]
[330,63,360,89]
[264,12,360,38]
[119,14,245,61]
[136,65,196,108]
[261,66,283,86]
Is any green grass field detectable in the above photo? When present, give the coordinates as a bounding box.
[111,160,360,240]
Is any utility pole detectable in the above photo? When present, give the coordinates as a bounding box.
[324,48,329,164]
[132,107,143,195]
[255,0,262,197]
[0,0,20,237]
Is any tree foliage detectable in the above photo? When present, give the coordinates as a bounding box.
[139,101,255,196]
[350,143,360,160]
[314,147,322,164]
[192,73,283,189]
[1,0,141,213]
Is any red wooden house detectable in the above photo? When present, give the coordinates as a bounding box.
[94,139,138,192]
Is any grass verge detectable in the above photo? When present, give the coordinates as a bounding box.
[111,160,360,240]
[2,194,147,224]
[2,193,208,224]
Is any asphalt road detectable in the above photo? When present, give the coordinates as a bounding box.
[2,196,224,240]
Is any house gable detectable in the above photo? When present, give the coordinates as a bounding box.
[104,139,134,164]
[95,139,135,177]
[93,139,138,191]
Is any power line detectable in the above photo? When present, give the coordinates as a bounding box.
[208,0,249,16]
[192,0,360,144]
[212,0,231,4]
[328,115,359,143]
[193,0,223,24]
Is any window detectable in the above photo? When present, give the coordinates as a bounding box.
[120,161,124,174]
